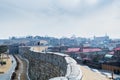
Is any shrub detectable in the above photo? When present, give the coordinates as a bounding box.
[11,72,16,79]
[0,61,6,65]
[2,61,6,65]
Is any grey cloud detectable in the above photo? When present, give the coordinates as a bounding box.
[0,0,113,17]
[0,0,119,38]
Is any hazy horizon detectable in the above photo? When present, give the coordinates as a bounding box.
[0,34,120,40]
[0,0,120,39]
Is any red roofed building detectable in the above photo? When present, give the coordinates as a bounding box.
[66,47,104,63]
[79,48,105,64]
[114,47,120,58]
[66,48,81,59]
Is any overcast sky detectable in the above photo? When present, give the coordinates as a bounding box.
[0,0,120,39]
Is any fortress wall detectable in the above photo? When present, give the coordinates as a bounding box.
[19,46,82,80]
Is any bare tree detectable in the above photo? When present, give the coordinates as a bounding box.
[0,45,8,65]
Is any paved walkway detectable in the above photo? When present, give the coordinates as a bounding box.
[14,55,23,80]
[14,55,29,80]
[0,55,16,80]
[80,65,110,80]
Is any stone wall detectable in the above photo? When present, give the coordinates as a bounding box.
[19,46,82,80]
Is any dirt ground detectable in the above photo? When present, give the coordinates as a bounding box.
[0,54,11,73]
[80,65,110,80]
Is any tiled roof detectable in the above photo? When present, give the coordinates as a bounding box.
[82,48,102,53]
[67,48,80,52]
[109,51,114,55]
[67,47,102,53]
[114,47,120,51]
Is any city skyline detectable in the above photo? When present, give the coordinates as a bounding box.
[0,0,120,39]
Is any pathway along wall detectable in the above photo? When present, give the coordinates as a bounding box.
[19,46,82,80]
